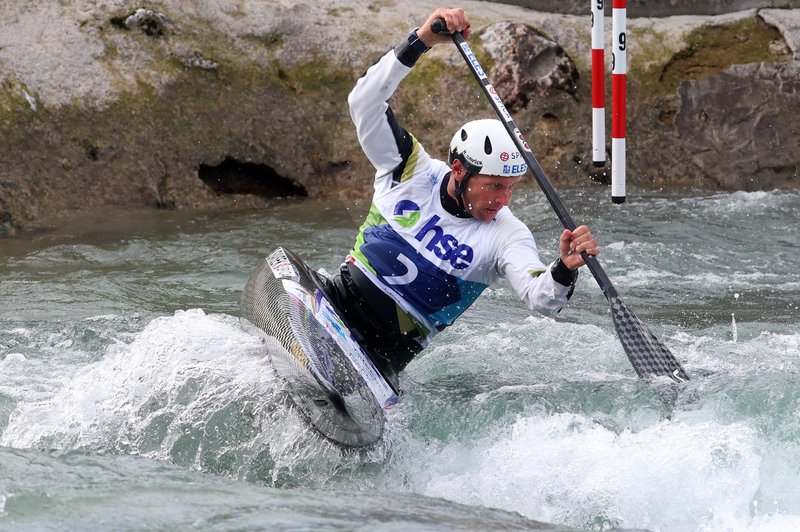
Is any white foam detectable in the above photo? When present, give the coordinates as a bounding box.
[671,329,800,376]
[0,310,275,451]
[695,190,795,215]
[0,353,27,366]
[408,412,777,530]
[1,309,388,485]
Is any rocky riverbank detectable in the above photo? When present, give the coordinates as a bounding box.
[1,0,798,235]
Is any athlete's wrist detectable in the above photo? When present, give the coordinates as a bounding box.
[551,258,578,287]
[408,28,431,53]
[394,28,429,68]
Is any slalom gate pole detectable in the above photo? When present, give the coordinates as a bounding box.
[611,0,627,203]
[591,0,605,168]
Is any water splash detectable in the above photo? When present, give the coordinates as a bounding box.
[399,412,762,530]
[0,309,397,486]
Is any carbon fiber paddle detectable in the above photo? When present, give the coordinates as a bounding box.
[433,20,689,382]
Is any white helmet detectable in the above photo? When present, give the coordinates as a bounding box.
[448,119,527,177]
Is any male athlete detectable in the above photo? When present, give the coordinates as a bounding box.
[325,7,599,390]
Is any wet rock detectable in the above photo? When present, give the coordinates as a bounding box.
[111,8,173,37]
[761,8,800,59]
[481,22,579,112]
[180,51,219,71]
[0,197,19,236]
[675,61,800,189]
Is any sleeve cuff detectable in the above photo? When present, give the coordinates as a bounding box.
[394,41,423,68]
[394,29,429,68]
[551,258,578,287]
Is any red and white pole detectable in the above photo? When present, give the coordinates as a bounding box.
[611,0,627,203]
[591,0,605,168]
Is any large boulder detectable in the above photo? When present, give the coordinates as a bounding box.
[481,22,579,112]
[675,61,800,189]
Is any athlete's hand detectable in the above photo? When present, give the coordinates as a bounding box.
[417,7,471,48]
[559,225,599,270]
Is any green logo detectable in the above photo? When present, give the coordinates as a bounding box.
[393,200,421,228]
[395,211,420,228]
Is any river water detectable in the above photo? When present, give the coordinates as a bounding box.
[0,187,798,531]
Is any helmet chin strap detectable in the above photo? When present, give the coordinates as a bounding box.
[451,155,479,215]
[453,171,474,213]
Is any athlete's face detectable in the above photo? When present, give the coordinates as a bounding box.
[461,174,522,222]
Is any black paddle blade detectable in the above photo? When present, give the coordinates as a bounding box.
[609,295,690,382]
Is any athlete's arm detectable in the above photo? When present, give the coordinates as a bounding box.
[347,50,413,181]
[347,8,470,184]
[496,221,577,316]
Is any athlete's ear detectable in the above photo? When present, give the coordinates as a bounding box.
[450,158,465,181]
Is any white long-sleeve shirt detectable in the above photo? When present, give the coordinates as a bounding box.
[346,47,574,345]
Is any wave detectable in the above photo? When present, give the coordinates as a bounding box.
[0,310,379,486]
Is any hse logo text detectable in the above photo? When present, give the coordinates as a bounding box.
[394,201,475,269]
[414,215,473,269]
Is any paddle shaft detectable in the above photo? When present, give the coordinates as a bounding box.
[435,24,619,300]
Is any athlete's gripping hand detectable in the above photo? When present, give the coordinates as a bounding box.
[559,225,599,270]
[417,7,471,48]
